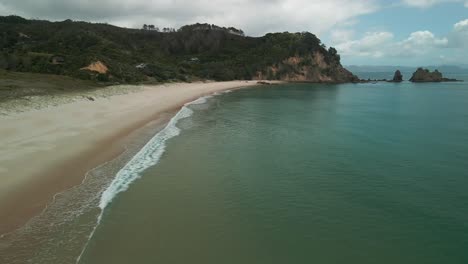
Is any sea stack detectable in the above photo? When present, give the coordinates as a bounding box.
[409,68,461,82]
[392,70,403,82]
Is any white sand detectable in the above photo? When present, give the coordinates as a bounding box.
[0,80,271,233]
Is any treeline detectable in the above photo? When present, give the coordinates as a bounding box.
[142,24,176,32]
[0,15,343,83]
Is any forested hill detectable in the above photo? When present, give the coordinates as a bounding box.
[0,15,358,84]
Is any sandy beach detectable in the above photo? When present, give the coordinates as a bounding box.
[0,80,268,235]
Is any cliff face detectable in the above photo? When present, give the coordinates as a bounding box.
[255,51,359,83]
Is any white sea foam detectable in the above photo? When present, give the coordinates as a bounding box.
[213,89,233,96]
[77,95,212,263]
[99,95,211,210]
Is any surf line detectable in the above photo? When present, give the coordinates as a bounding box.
[75,93,220,263]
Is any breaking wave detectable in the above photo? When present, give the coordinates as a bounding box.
[99,95,210,210]
[77,95,212,262]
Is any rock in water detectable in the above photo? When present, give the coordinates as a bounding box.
[392,70,403,82]
[409,68,441,82]
[409,68,461,82]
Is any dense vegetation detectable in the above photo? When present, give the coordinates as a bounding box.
[0,15,354,83]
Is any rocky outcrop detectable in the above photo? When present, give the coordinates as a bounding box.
[409,68,461,82]
[391,70,403,82]
[256,52,359,83]
[80,61,109,74]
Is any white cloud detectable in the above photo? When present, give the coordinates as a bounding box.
[332,18,468,64]
[402,0,466,8]
[449,19,468,48]
[330,29,356,43]
[0,0,379,36]
[454,19,468,31]
[333,30,447,59]
[334,31,394,58]
[0,2,9,13]
[402,0,444,8]
[396,31,448,55]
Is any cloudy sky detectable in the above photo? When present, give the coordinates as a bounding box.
[1,0,467,66]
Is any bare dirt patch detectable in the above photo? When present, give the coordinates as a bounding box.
[80,61,109,74]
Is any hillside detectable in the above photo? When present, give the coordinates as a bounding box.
[0,15,358,84]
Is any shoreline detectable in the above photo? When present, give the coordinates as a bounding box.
[0,80,278,235]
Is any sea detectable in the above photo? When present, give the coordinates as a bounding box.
[2,72,468,264]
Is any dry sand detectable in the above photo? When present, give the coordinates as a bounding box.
[0,80,271,234]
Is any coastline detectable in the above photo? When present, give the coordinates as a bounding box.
[0,80,277,235]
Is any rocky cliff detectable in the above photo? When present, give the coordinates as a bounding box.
[256,52,359,83]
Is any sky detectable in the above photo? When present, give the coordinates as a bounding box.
[0,0,467,66]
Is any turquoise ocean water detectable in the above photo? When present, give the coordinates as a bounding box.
[2,76,468,264]
[77,79,468,264]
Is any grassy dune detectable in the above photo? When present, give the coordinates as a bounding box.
[0,70,101,102]
[0,70,145,115]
